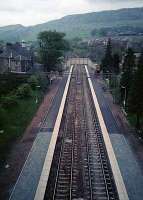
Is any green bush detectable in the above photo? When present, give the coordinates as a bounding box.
[27,75,39,89]
[0,95,18,108]
[0,107,6,127]
[0,73,28,96]
[37,73,49,91]
[17,83,33,98]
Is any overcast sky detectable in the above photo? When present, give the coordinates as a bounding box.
[0,0,143,26]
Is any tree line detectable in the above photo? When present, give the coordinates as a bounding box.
[101,39,143,131]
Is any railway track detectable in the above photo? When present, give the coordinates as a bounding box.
[43,65,119,200]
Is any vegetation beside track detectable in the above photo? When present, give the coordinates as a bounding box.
[0,73,49,167]
[102,39,143,135]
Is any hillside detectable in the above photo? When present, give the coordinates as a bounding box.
[0,7,143,42]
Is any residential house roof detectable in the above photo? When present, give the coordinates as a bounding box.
[0,43,33,60]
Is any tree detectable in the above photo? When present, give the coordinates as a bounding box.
[101,38,113,73]
[128,52,143,130]
[28,75,39,89]
[112,53,120,75]
[37,73,50,91]
[17,83,32,98]
[38,31,68,72]
[91,28,107,37]
[120,48,135,104]
[91,28,98,37]
[98,28,108,37]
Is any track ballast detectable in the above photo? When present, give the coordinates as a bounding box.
[44,65,119,200]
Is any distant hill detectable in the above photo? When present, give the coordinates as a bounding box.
[0,7,143,42]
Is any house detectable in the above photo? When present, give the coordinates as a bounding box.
[120,51,141,72]
[134,52,141,63]
[0,42,34,73]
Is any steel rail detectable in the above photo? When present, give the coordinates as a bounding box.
[83,68,113,200]
[51,67,77,200]
[52,105,69,200]
[87,86,111,200]
[82,70,94,200]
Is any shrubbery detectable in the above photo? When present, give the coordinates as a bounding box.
[16,83,32,98]
[0,73,49,110]
[37,73,49,91]
[27,75,39,89]
[0,95,18,109]
[0,107,7,128]
[0,73,28,96]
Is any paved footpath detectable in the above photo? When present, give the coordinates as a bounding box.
[90,70,143,200]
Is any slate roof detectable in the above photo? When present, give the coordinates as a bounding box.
[0,43,33,60]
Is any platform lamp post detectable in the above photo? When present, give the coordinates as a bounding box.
[8,52,13,72]
[35,85,40,104]
[8,56,11,72]
[121,85,127,109]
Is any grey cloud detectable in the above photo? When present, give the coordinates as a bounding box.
[86,0,143,6]
[0,1,25,12]
[87,0,143,2]
[0,0,143,26]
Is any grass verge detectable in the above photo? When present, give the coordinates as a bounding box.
[0,90,43,167]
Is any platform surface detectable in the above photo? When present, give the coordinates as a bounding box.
[9,132,51,200]
[110,134,143,200]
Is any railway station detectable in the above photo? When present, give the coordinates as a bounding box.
[9,59,143,200]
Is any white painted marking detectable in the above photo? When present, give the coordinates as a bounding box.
[34,66,73,200]
[85,65,129,200]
